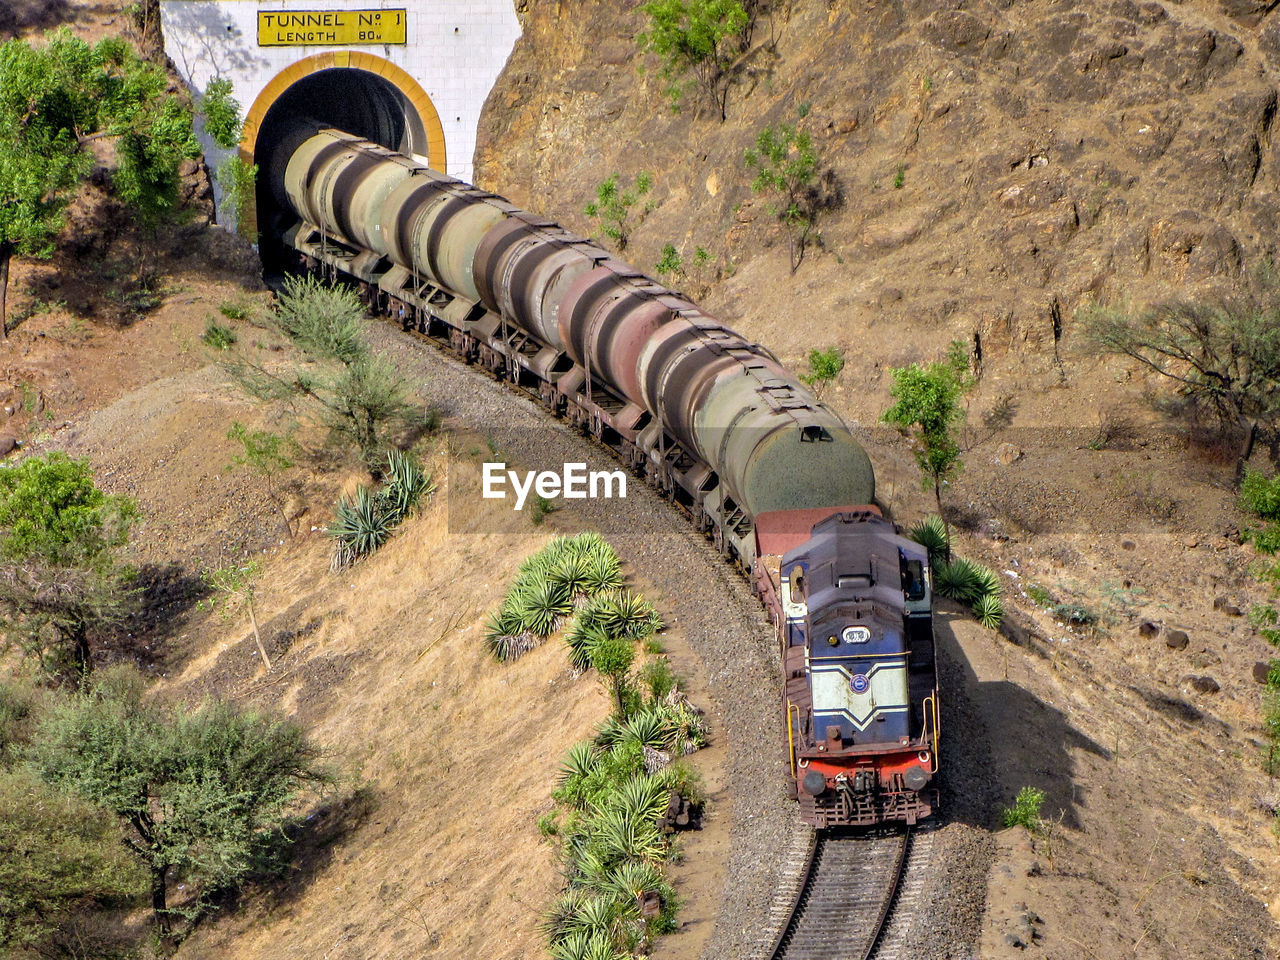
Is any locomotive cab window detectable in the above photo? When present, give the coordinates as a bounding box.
[901,558,926,602]
[789,565,806,604]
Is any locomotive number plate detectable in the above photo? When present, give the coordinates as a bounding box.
[842,625,871,644]
[258,9,407,46]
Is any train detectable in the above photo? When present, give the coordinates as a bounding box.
[274,129,940,827]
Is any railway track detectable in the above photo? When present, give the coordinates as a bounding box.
[768,825,930,960]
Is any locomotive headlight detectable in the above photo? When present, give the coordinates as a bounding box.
[903,765,931,791]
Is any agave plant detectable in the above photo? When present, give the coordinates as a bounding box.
[543,889,591,947]
[909,514,949,563]
[548,930,593,960]
[581,551,624,596]
[658,700,710,753]
[592,806,666,866]
[608,774,670,823]
[559,741,601,784]
[382,449,433,520]
[565,619,612,672]
[975,593,1004,629]
[597,590,664,639]
[509,578,573,636]
[574,894,622,940]
[550,553,594,602]
[329,485,392,570]
[933,557,984,604]
[606,860,666,902]
[583,931,629,960]
[484,607,539,661]
[618,709,668,751]
[592,712,627,749]
[972,562,1002,600]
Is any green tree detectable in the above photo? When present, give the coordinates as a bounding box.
[218,155,259,236]
[0,31,202,336]
[199,76,242,149]
[225,276,422,472]
[199,77,259,237]
[744,121,823,273]
[227,422,296,538]
[882,342,973,541]
[639,0,750,120]
[0,452,139,681]
[655,242,683,278]
[0,769,146,953]
[27,667,330,941]
[585,172,653,251]
[801,346,845,399]
[589,632,636,720]
[201,560,271,672]
[1081,290,1280,477]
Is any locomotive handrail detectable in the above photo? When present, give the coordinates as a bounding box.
[922,693,939,768]
[787,702,801,776]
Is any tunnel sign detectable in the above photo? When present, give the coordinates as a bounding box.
[257,9,407,46]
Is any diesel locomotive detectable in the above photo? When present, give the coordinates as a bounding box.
[275,129,939,827]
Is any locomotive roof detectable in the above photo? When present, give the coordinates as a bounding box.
[782,512,928,617]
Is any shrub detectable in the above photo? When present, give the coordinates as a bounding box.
[0,769,146,954]
[216,155,257,237]
[638,0,750,120]
[201,318,237,350]
[585,172,654,251]
[882,341,974,526]
[1051,602,1098,628]
[745,121,824,273]
[273,273,366,364]
[26,668,331,939]
[639,658,677,701]
[0,452,139,681]
[800,346,845,399]
[1001,785,1045,830]
[1243,468,1280,521]
[655,243,683,278]
[1080,286,1280,473]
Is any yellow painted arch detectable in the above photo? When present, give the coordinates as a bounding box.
[239,51,446,170]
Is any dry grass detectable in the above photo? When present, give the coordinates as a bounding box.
[174,483,613,959]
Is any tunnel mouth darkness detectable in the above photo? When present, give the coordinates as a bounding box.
[254,67,428,269]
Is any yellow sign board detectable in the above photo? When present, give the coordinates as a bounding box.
[257,9,407,46]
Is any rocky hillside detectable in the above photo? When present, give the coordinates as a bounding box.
[479,0,1280,365]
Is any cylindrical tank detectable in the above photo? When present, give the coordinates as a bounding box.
[488,235,603,350]
[380,171,459,270]
[636,318,780,455]
[696,375,875,513]
[560,267,700,408]
[407,193,508,303]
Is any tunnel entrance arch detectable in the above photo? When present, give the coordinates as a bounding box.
[240,52,445,250]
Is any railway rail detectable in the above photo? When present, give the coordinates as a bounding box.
[768,826,928,960]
